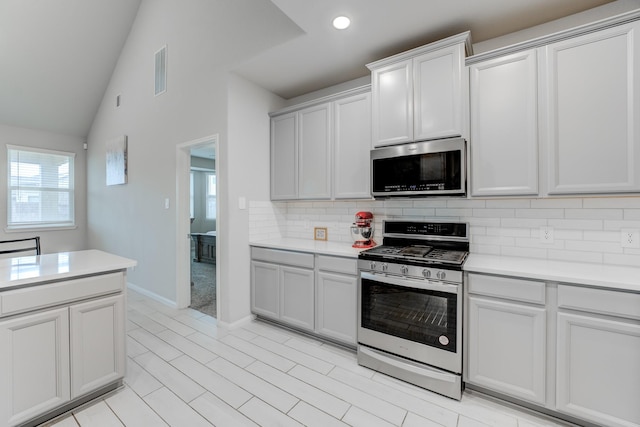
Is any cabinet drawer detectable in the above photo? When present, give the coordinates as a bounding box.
[468,273,545,304]
[317,255,357,275]
[251,247,314,269]
[558,285,640,320]
[0,272,124,317]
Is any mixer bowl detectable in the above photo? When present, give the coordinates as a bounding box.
[351,225,375,248]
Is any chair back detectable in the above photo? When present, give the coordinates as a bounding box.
[0,237,41,258]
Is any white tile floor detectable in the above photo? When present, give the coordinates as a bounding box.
[41,289,575,427]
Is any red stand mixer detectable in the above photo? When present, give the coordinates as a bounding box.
[350,211,376,248]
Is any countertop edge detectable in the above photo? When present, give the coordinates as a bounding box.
[250,238,364,258]
[464,254,640,293]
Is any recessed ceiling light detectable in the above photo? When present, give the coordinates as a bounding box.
[332,16,351,30]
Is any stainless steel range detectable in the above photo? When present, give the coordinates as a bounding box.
[357,220,469,400]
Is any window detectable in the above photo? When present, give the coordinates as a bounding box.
[7,145,75,229]
[205,173,216,219]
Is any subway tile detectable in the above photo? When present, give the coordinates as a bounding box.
[603,253,640,267]
[604,219,640,230]
[515,209,564,219]
[485,227,530,237]
[500,218,548,228]
[413,199,448,208]
[472,235,515,247]
[435,208,472,217]
[514,237,564,250]
[485,199,531,209]
[500,246,547,259]
[469,244,501,255]
[530,198,582,208]
[447,199,486,208]
[402,208,436,217]
[583,197,640,208]
[583,230,619,242]
[467,217,501,227]
[565,240,622,254]
[564,208,623,220]
[548,219,603,230]
[624,209,640,220]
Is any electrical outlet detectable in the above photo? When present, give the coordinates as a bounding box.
[539,226,554,244]
[621,229,640,248]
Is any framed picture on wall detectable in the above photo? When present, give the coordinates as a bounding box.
[106,135,128,186]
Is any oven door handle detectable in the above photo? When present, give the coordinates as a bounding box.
[360,272,459,294]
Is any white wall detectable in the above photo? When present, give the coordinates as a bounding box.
[0,123,87,253]
[249,197,640,268]
[86,0,230,304]
[222,73,284,324]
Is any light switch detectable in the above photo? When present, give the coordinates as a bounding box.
[164,198,170,209]
[239,196,246,210]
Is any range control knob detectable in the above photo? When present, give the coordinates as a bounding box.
[422,269,431,278]
[400,265,409,275]
[381,263,388,272]
[437,271,446,280]
[369,262,376,270]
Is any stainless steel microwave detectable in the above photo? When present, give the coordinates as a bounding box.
[370,138,466,198]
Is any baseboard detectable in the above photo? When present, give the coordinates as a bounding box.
[216,314,256,330]
[127,282,178,309]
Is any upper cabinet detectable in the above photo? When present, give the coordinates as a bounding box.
[469,49,539,196]
[270,86,372,201]
[467,16,640,198]
[368,32,471,147]
[542,20,640,195]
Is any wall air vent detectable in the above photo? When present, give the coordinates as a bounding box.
[154,45,167,96]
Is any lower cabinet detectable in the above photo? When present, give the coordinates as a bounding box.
[0,292,125,427]
[466,274,546,405]
[556,286,640,427]
[0,308,71,427]
[250,247,358,346]
[250,247,315,332]
[466,272,640,427]
[70,295,125,399]
[316,255,358,346]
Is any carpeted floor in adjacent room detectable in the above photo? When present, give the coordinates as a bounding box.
[190,260,216,317]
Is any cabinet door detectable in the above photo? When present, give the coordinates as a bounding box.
[70,294,125,399]
[543,21,640,194]
[270,112,297,200]
[470,50,539,196]
[467,296,546,404]
[298,103,331,199]
[251,261,280,319]
[316,271,357,345]
[556,312,640,427]
[414,43,464,141]
[0,308,70,427]
[280,265,314,331]
[334,92,372,199]
[371,59,413,146]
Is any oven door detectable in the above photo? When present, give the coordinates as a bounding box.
[358,271,462,373]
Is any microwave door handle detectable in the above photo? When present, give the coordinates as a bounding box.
[360,272,459,294]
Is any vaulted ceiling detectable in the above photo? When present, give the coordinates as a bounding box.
[0,0,621,138]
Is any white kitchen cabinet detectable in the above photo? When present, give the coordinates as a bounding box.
[333,91,372,199]
[466,274,546,405]
[251,247,315,332]
[368,32,470,147]
[542,20,640,194]
[298,102,331,199]
[270,112,297,200]
[270,87,372,201]
[469,49,539,196]
[556,285,640,427]
[0,308,71,427]
[70,294,125,399]
[315,255,358,346]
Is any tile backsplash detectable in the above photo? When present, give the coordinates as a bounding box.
[249,197,640,267]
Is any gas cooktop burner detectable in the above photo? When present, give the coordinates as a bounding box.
[362,244,468,265]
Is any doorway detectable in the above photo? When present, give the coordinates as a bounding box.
[176,135,219,318]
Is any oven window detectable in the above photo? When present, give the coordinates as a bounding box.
[361,278,457,352]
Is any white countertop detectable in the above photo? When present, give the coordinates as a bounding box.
[464,254,640,293]
[250,238,365,258]
[0,249,137,290]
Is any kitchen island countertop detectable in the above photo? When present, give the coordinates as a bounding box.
[464,253,640,293]
[250,238,366,258]
[0,249,137,291]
